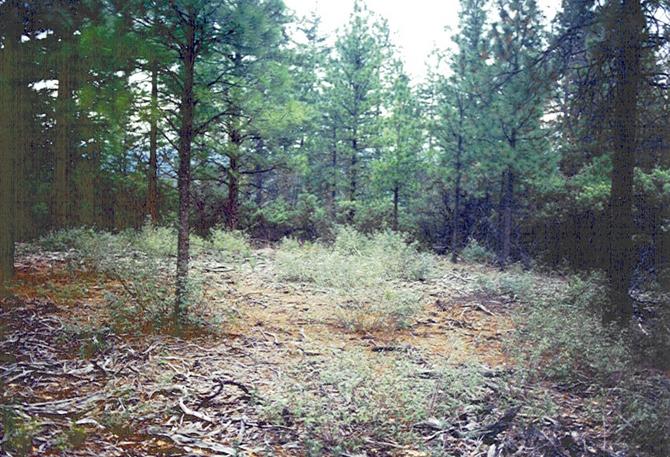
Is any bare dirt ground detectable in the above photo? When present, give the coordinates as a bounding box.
[0,248,647,456]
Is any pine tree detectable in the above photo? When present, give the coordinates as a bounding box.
[436,0,491,261]
[374,61,423,231]
[327,0,391,222]
[489,0,551,267]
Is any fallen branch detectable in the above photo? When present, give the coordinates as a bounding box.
[178,397,216,423]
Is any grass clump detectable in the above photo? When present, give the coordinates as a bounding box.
[263,351,489,455]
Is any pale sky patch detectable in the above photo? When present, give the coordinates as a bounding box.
[284,0,560,82]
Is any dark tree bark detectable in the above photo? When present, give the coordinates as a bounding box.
[174,14,197,328]
[225,153,240,230]
[54,34,75,229]
[0,1,22,290]
[147,61,160,224]
[498,166,514,268]
[11,9,30,242]
[451,132,463,263]
[78,142,99,227]
[606,0,644,326]
[348,135,358,223]
[392,185,399,231]
[330,126,338,218]
[254,139,265,207]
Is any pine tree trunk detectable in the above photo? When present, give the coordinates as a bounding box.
[78,150,98,227]
[392,185,399,231]
[606,0,643,326]
[330,127,337,218]
[451,133,463,263]
[11,11,30,242]
[225,154,240,230]
[174,18,197,329]
[348,135,357,223]
[498,167,514,268]
[0,2,20,291]
[54,37,74,229]
[147,61,159,224]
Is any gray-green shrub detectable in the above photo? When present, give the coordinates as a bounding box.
[262,351,489,455]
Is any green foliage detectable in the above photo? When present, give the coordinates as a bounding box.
[100,409,134,438]
[129,224,208,257]
[60,323,111,359]
[508,273,670,456]
[37,227,98,252]
[276,227,435,287]
[37,229,208,334]
[334,286,421,332]
[615,376,670,456]
[101,255,205,335]
[470,266,543,303]
[245,194,334,241]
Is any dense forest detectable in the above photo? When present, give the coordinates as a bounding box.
[1,0,669,456]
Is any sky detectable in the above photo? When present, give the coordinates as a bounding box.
[283,0,560,82]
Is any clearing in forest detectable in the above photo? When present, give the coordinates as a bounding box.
[1,229,668,456]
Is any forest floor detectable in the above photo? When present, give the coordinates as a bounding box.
[1,242,668,456]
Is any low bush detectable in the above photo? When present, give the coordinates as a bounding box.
[460,238,496,263]
[102,255,207,334]
[509,274,628,382]
[35,227,97,252]
[470,266,544,303]
[56,423,88,451]
[60,323,112,359]
[209,228,252,260]
[275,227,436,287]
[333,287,421,332]
[129,224,209,257]
[509,273,670,456]
[262,351,489,455]
[274,228,432,332]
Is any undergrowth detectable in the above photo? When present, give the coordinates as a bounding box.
[508,273,670,456]
[274,227,433,331]
[35,224,252,261]
[262,350,491,455]
[30,226,250,334]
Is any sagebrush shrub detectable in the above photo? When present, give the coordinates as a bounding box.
[508,273,670,456]
[333,287,422,332]
[460,238,496,263]
[209,228,252,260]
[274,228,432,332]
[263,351,490,455]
